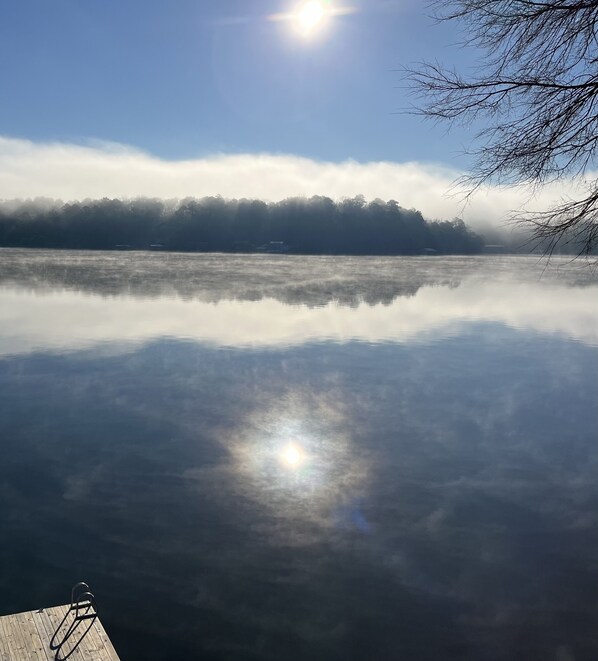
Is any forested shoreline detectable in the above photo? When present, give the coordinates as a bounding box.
[0,196,485,255]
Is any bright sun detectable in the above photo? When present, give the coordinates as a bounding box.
[295,1,328,35]
[269,1,355,39]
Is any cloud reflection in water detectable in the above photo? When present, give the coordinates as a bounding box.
[0,279,597,358]
[0,250,596,357]
[0,251,596,660]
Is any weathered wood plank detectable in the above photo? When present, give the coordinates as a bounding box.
[32,608,61,660]
[0,606,120,661]
[6,609,44,661]
[4,613,27,661]
[30,610,55,661]
[0,615,13,661]
[16,610,48,661]
[0,614,20,661]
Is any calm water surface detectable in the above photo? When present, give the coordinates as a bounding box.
[0,249,597,661]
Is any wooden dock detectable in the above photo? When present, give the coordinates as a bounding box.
[0,604,121,661]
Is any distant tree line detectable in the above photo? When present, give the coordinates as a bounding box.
[0,196,485,255]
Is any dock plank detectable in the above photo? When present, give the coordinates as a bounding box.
[0,615,19,661]
[3,614,27,661]
[16,610,48,661]
[30,610,55,661]
[0,605,120,661]
[0,616,12,661]
[32,608,62,660]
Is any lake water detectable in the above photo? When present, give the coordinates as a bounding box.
[0,249,597,661]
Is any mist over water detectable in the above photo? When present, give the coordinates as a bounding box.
[0,250,596,661]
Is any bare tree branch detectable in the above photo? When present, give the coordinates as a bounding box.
[406,0,598,253]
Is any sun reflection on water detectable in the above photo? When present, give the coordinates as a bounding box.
[279,441,307,469]
[229,398,368,524]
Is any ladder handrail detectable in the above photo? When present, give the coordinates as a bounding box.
[70,583,92,610]
[50,582,98,659]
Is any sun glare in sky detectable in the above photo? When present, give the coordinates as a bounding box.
[296,1,327,35]
[268,2,356,40]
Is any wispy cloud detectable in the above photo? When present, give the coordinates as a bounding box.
[0,135,587,230]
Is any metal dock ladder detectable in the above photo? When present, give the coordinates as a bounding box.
[49,583,98,661]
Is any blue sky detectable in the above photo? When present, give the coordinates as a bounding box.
[0,0,476,164]
[5,0,566,226]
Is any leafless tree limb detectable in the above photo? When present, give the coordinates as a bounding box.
[406,0,598,254]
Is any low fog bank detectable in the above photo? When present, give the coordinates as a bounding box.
[0,136,586,232]
[2,136,594,253]
[0,196,488,255]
